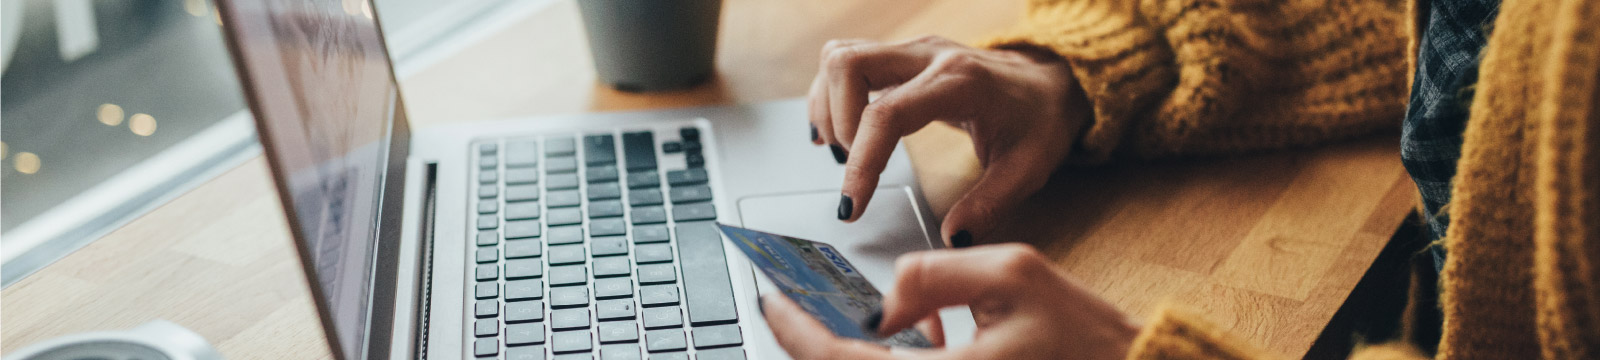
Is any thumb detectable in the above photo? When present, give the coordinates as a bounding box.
[938,150,1053,248]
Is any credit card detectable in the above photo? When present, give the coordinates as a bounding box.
[716,223,934,348]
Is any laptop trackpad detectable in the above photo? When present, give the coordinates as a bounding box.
[737,186,938,290]
[736,187,976,347]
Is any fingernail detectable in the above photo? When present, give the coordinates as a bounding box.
[838,194,854,221]
[862,309,884,336]
[951,230,973,248]
[830,144,848,164]
[811,124,820,143]
[758,295,768,317]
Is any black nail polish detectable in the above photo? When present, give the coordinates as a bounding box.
[830,144,848,164]
[811,125,820,142]
[951,230,973,248]
[838,194,854,221]
[862,309,884,335]
[758,295,767,317]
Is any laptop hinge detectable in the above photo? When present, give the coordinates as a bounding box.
[411,162,438,360]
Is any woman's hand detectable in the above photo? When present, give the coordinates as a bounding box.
[809,36,1090,247]
[762,244,1140,360]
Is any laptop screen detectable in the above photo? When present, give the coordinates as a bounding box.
[214,0,407,358]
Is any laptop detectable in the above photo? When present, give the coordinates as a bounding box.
[212,0,973,359]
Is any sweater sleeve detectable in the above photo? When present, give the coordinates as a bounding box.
[978,0,1408,163]
[1129,305,1431,360]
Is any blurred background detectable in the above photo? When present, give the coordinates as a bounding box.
[0,0,529,285]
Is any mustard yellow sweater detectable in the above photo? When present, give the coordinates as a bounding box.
[981,0,1600,358]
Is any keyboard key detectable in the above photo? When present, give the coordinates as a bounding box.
[593,257,631,278]
[630,207,667,225]
[506,300,544,323]
[550,287,591,308]
[506,220,543,239]
[595,277,632,299]
[694,348,745,360]
[506,202,541,220]
[477,231,499,246]
[546,137,576,156]
[629,189,664,206]
[506,140,538,167]
[598,299,637,321]
[675,222,739,326]
[644,329,686,352]
[477,215,498,230]
[476,247,499,263]
[555,353,593,360]
[642,307,682,329]
[600,344,641,360]
[548,173,580,190]
[680,127,700,142]
[547,157,579,173]
[506,259,543,279]
[633,225,670,244]
[476,319,499,337]
[665,169,708,186]
[548,190,582,207]
[476,299,499,318]
[507,323,546,345]
[585,134,618,165]
[635,244,673,264]
[627,171,660,189]
[591,218,627,237]
[507,185,540,202]
[476,264,499,281]
[668,186,712,204]
[671,204,717,222]
[479,186,499,198]
[662,141,682,153]
[588,165,620,183]
[480,156,498,169]
[480,170,498,184]
[637,264,676,284]
[547,226,584,245]
[639,285,679,307]
[476,282,499,299]
[551,330,592,354]
[507,345,546,360]
[692,325,741,349]
[592,237,628,257]
[552,308,591,330]
[507,168,540,185]
[506,240,542,259]
[480,142,499,154]
[506,280,544,301]
[478,199,499,213]
[599,321,639,343]
[549,208,583,226]
[550,265,588,287]
[623,132,658,171]
[685,153,705,168]
[589,182,623,200]
[475,338,499,357]
[549,245,587,265]
[646,353,687,360]
[589,200,625,218]
[682,141,701,153]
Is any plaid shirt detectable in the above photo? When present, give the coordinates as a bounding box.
[1404,0,1500,270]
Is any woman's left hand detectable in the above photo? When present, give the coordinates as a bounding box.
[761,244,1141,360]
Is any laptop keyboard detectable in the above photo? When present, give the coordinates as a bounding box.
[471,126,744,360]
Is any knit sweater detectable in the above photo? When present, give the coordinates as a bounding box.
[979,0,1600,358]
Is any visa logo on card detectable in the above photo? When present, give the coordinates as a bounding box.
[815,244,864,279]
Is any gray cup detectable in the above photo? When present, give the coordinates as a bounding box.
[576,0,723,92]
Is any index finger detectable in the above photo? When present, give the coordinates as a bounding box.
[839,68,968,222]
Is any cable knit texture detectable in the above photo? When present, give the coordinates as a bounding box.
[980,0,1600,358]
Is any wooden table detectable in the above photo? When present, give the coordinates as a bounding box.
[1,0,1417,359]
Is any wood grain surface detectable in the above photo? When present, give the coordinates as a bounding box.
[1,0,1415,359]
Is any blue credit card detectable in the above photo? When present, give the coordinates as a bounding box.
[717,223,933,348]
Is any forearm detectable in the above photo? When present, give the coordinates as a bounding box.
[981,0,1408,163]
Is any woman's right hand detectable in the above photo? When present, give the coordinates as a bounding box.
[808,36,1091,247]
[763,243,1142,360]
